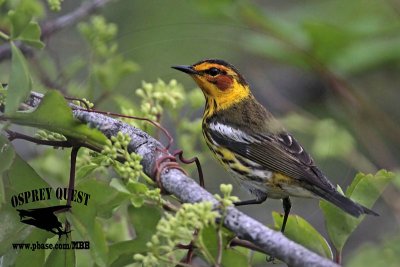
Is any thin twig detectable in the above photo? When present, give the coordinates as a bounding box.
[229,237,266,255]
[174,149,205,188]
[334,247,342,265]
[30,57,67,93]
[215,227,223,267]
[67,146,80,206]
[73,108,174,149]
[144,200,180,212]
[41,0,113,38]
[5,129,72,148]
[0,41,34,62]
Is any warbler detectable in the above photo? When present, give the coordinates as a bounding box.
[172,59,378,233]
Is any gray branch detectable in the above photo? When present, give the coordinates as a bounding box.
[41,0,113,38]
[25,92,339,267]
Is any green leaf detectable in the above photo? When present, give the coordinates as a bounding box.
[76,179,130,219]
[320,170,393,253]
[76,164,100,180]
[44,235,76,267]
[126,181,148,194]
[0,147,56,255]
[347,170,393,209]
[7,0,44,39]
[108,205,162,266]
[130,194,145,208]
[6,91,107,148]
[129,204,162,240]
[0,135,16,204]
[199,226,248,267]
[272,212,333,259]
[2,153,55,207]
[0,205,31,256]
[8,10,32,38]
[5,43,32,115]
[67,204,108,267]
[90,220,109,267]
[126,181,148,207]
[16,21,45,49]
[66,179,131,266]
[13,228,49,267]
[0,134,16,175]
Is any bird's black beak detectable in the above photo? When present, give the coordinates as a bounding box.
[171,65,198,75]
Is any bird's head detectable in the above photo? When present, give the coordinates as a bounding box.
[172,59,251,111]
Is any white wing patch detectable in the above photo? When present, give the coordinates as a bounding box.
[209,122,256,143]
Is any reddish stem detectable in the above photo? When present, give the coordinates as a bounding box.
[173,149,204,188]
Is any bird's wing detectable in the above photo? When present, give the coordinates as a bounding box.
[207,122,335,192]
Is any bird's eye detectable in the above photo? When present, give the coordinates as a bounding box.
[205,67,221,76]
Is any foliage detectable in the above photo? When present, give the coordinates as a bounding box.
[214,183,240,208]
[5,90,108,148]
[101,132,143,182]
[5,43,32,115]
[116,78,206,168]
[136,79,184,121]
[72,98,94,109]
[320,170,393,256]
[78,16,138,91]
[47,0,63,12]
[133,202,218,266]
[272,212,333,259]
[35,130,67,141]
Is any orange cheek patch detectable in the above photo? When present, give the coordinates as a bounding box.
[214,76,233,91]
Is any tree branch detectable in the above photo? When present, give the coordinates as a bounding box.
[41,0,113,39]
[16,91,338,267]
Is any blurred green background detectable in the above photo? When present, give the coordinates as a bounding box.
[2,0,400,266]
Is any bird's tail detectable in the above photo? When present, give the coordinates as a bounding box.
[313,187,378,217]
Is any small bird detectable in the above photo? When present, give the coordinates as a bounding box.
[172,59,378,233]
